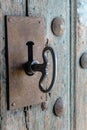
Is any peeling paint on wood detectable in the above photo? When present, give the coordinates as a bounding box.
[77,1,87,26]
[76,0,87,129]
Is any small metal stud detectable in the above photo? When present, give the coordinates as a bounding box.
[11,102,16,107]
[8,17,14,23]
[53,97,63,117]
[80,52,87,68]
[51,17,65,36]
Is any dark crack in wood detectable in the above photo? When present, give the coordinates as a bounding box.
[24,107,29,130]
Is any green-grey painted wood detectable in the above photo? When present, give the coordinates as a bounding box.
[27,0,71,130]
[76,0,87,129]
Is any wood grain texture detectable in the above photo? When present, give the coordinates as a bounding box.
[27,0,71,130]
[0,0,71,130]
[76,0,87,129]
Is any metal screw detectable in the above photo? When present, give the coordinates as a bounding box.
[80,52,87,68]
[8,17,14,23]
[11,102,16,107]
[51,17,65,36]
[53,97,63,117]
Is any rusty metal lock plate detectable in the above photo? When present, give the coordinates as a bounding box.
[6,16,46,110]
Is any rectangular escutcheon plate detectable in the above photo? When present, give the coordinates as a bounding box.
[6,16,46,110]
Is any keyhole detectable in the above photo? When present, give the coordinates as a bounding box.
[26,41,34,63]
[23,41,34,76]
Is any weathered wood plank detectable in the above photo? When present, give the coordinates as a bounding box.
[0,0,27,130]
[27,0,71,130]
[76,0,87,129]
[0,0,71,130]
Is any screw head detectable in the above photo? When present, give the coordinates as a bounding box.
[53,97,63,117]
[51,17,65,36]
[11,102,16,107]
[80,52,87,68]
[8,17,14,23]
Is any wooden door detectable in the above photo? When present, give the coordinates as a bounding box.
[0,0,71,130]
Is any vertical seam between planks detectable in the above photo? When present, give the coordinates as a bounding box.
[24,1,30,130]
[70,0,71,129]
[24,107,30,130]
[70,0,73,129]
[26,0,28,16]
[70,0,77,130]
[73,0,77,130]
[73,0,77,129]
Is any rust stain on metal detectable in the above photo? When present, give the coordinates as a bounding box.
[7,16,46,110]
